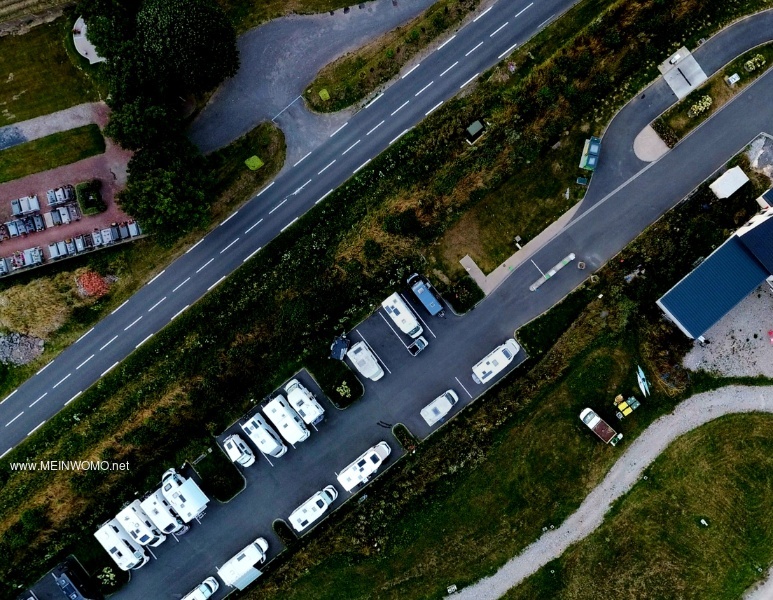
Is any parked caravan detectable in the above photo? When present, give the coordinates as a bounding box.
[128,221,140,237]
[92,229,103,246]
[140,489,189,535]
[182,577,219,600]
[381,292,423,338]
[93,519,149,571]
[32,214,45,231]
[43,212,55,228]
[471,339,520,385]
[222,434,256,467]
[241,413,287,458]
[346,341,384,381]
[336,441,391,492]
[57,207,71,224]
[56,241,68,257]
[119,222,130,239]
[420,390,459,427]
[263,396,310,445]
[101,228,113,244]
[160,469,210,523]
[65,238,76,254]
[22,248,42,266]
[0,258,9,275]
[217,538,269,590]
[284,379,325,426]
[407,273,445,317]
[74,236,85,253]
[288,485,338,532]
[83,233,94,249]
[116,500,166,547]
[48,243,61,259]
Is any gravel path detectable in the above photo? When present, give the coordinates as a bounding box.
[450,385,773,600]
[0,102,107,151]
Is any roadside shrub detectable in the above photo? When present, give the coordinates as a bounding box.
[687,95,713,118]
[744,53,766,71]
[74,179,106,215]
[651,118,679,148]
[363,239,383,261]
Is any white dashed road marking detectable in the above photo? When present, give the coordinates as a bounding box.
[208,276,227,291]
[170,305,189,321]
[280,217,299,232]
[437,35,456,51]
[36,361,53,375]
[136,334,153,349]
[111,299,129,315]
[27,421,45,437]
[515,3,534,18]
[186,238,204,254]
[402,63,420,78]
[172,277,190,292]
[245,219,263,234]
[342,140,361,155]
[391,101,409,116]
[220,238,240,254]
[499,42,519,59]
[256,181,274,197]
[440,61,458,76]
[473,5,492,21]
[53,373,71,388]
[101,362,119,378]
[465,41,484,56]
[415,81,434,96]
[75,327,94,343]
[6,412,23,427]
[293,151,312,167]
[318,159,336,174]
[220,210,238,226]
[460,73,480,88]
[30,393,46,407]
[389,129,411,145]
[196,259,214,273]
[316,190,333,205]
[148,297,167,311]
[76,355,94,370]
[243,247,262,263]
[100,335,118,351]
[269,199,287,214]
[367,121,385,136]
[1,390,17,403]
[490,22,508,36]
[64,391,82,406]
[353,159,371,174]
[330,122,348,137]
[124,316,142,331]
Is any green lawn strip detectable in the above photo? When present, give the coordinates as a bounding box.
[215,0,354,33]
[305,0,481,112]
[654,42,773,146]
[503,413,773,600]
[0,124,105,184]
[0,17,98,125]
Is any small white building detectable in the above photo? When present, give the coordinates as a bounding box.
[709,166,749,199]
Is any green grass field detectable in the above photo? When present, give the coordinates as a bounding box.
[503,412,773,600]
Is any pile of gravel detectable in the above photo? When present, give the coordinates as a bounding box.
[0,332,44,365]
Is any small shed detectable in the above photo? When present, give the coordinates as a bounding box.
[709,166,749,199]
[466,120,485,145]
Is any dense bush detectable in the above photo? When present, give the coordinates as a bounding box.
[74,179,105,215]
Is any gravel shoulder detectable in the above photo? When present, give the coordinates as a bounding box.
[450,385,773,600]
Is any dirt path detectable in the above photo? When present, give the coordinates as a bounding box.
[450,385,773,599]
[0,102,107,151]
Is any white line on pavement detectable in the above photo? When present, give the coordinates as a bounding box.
[100,335,117,351]
[473,5,492,21]
[76,355,94,370]
[256,181,275,197]
[293,179,312,195]
[269,198,287,214]
[172,277,190,292]
[367,92,384,107]
[101,362,119,378]
[353,159,371,174]
[318,159,336,174]
[330,122,348,137]
[220,210,238,226]
[245,218,264,233]
[243,247,262,263]
[426,101,444,116]
[490,21,508,36]
[280,217,299,232]
[378,312,409,348]
[455,376,473,398]
[342,140,361,155]
[170,305,189,321]
[30,393,46,407]
[36,361,53,375]
[185,238,204,254]
[402,63,420,78]
[124,316,142,331]
[437,34,456,51]
[440,61,459,76]
[367,121,385,135]
[135,334,153,349]
[75,327,94,344]
[220,238,240,254]
[538,13,555,28]
[148,296,167,311]
[196,259,214,273]
[0,448,10,459]
[315,190,334,204]
[515,2,533,18]
[415,81,434,96]
[5,412,23,427]
[1,390,17,403]
[391,101,409,116]
[64,391,82,406]
[293,151,312,167]
[27,421,45,437]
[499,42,518,59]
[460,73,480,88]
[208,276,227,291]
[389,129,411,145]
[465,41,484,56]
[53,373,71,388]
[111,299,129,315]
[146,270,166,286]
[355,329,392,374]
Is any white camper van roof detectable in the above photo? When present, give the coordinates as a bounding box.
[161,470,210,523]
[140,489,184,534]
[337,442,391,492]
[94,519,147,571]
[116,500,164,546]
[263,396,309,444]
[217,539,268,590]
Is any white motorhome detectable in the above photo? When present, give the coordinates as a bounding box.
[94,519,149,571]
[284,379,325,426]
[381,292,423,338]
[241,413,287,457]
[420,390,459,427]
[288,485,338,532]
[223,434,256,467]
[160,469,210,523]
[116,500,166,547]
[140,489,189,535]
[182,577,219,600]
[336,441,391,492]
[346,341,385,381]
[471,339,520,385]
[263,396,310,445]
[217,538,269,590]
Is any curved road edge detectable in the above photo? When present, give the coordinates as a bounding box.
[450,385,773,599]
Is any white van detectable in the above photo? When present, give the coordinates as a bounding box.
[223,434,256,467]
[420,390,459,427]
[471,339,520,385]
[217,537,269,590]
[94,519,149,571]
[288,485,338,532]
[182,577,219,600]
[346,341,385,381]
[284,379,325,426]
[116,500,166,547]
[161,469,210,523]
[263,396,310,445]
[140,489,189,535]
[382,292,423,338]
[241,414,287,458]
[336,441,391,492]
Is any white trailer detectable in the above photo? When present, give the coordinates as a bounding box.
[140,488,189,535]
[381,292,423,338]
[284,379,325,426]
[94,519,149,571]
[160,469,209,523]
[336,441,391,492]
[217,538,269,590]
[116,500,166,547]
[263,395,310,445]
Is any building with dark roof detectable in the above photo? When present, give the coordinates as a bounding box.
[657,207,773,339]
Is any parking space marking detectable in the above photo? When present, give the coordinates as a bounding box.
[220,238,240,254]
[455,376,473,398]
[367,120,385,136]
[440,61,458,76]
[53,373,71,388]
[400,292,436,338]
[30,393,47,407]
[101,362,119,377]
[355,329,392,374]
[342,140,360,155]
[64,391,82,406]
[5,412,23,427]
[124,316,143,331]
[196,259,214,273]
[245,218,264,234]
[148,297,167,312]
[75,327,94,344]
[27,421,45,437]
[76,355,94,370]
[100,335,118,351]
[378,312,409,349]
[147,547,157,560]
[172,277,190,292]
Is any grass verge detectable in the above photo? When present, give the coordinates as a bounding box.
[216,0,355,33]
[654,42,773,146]
[0,124,105,184]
